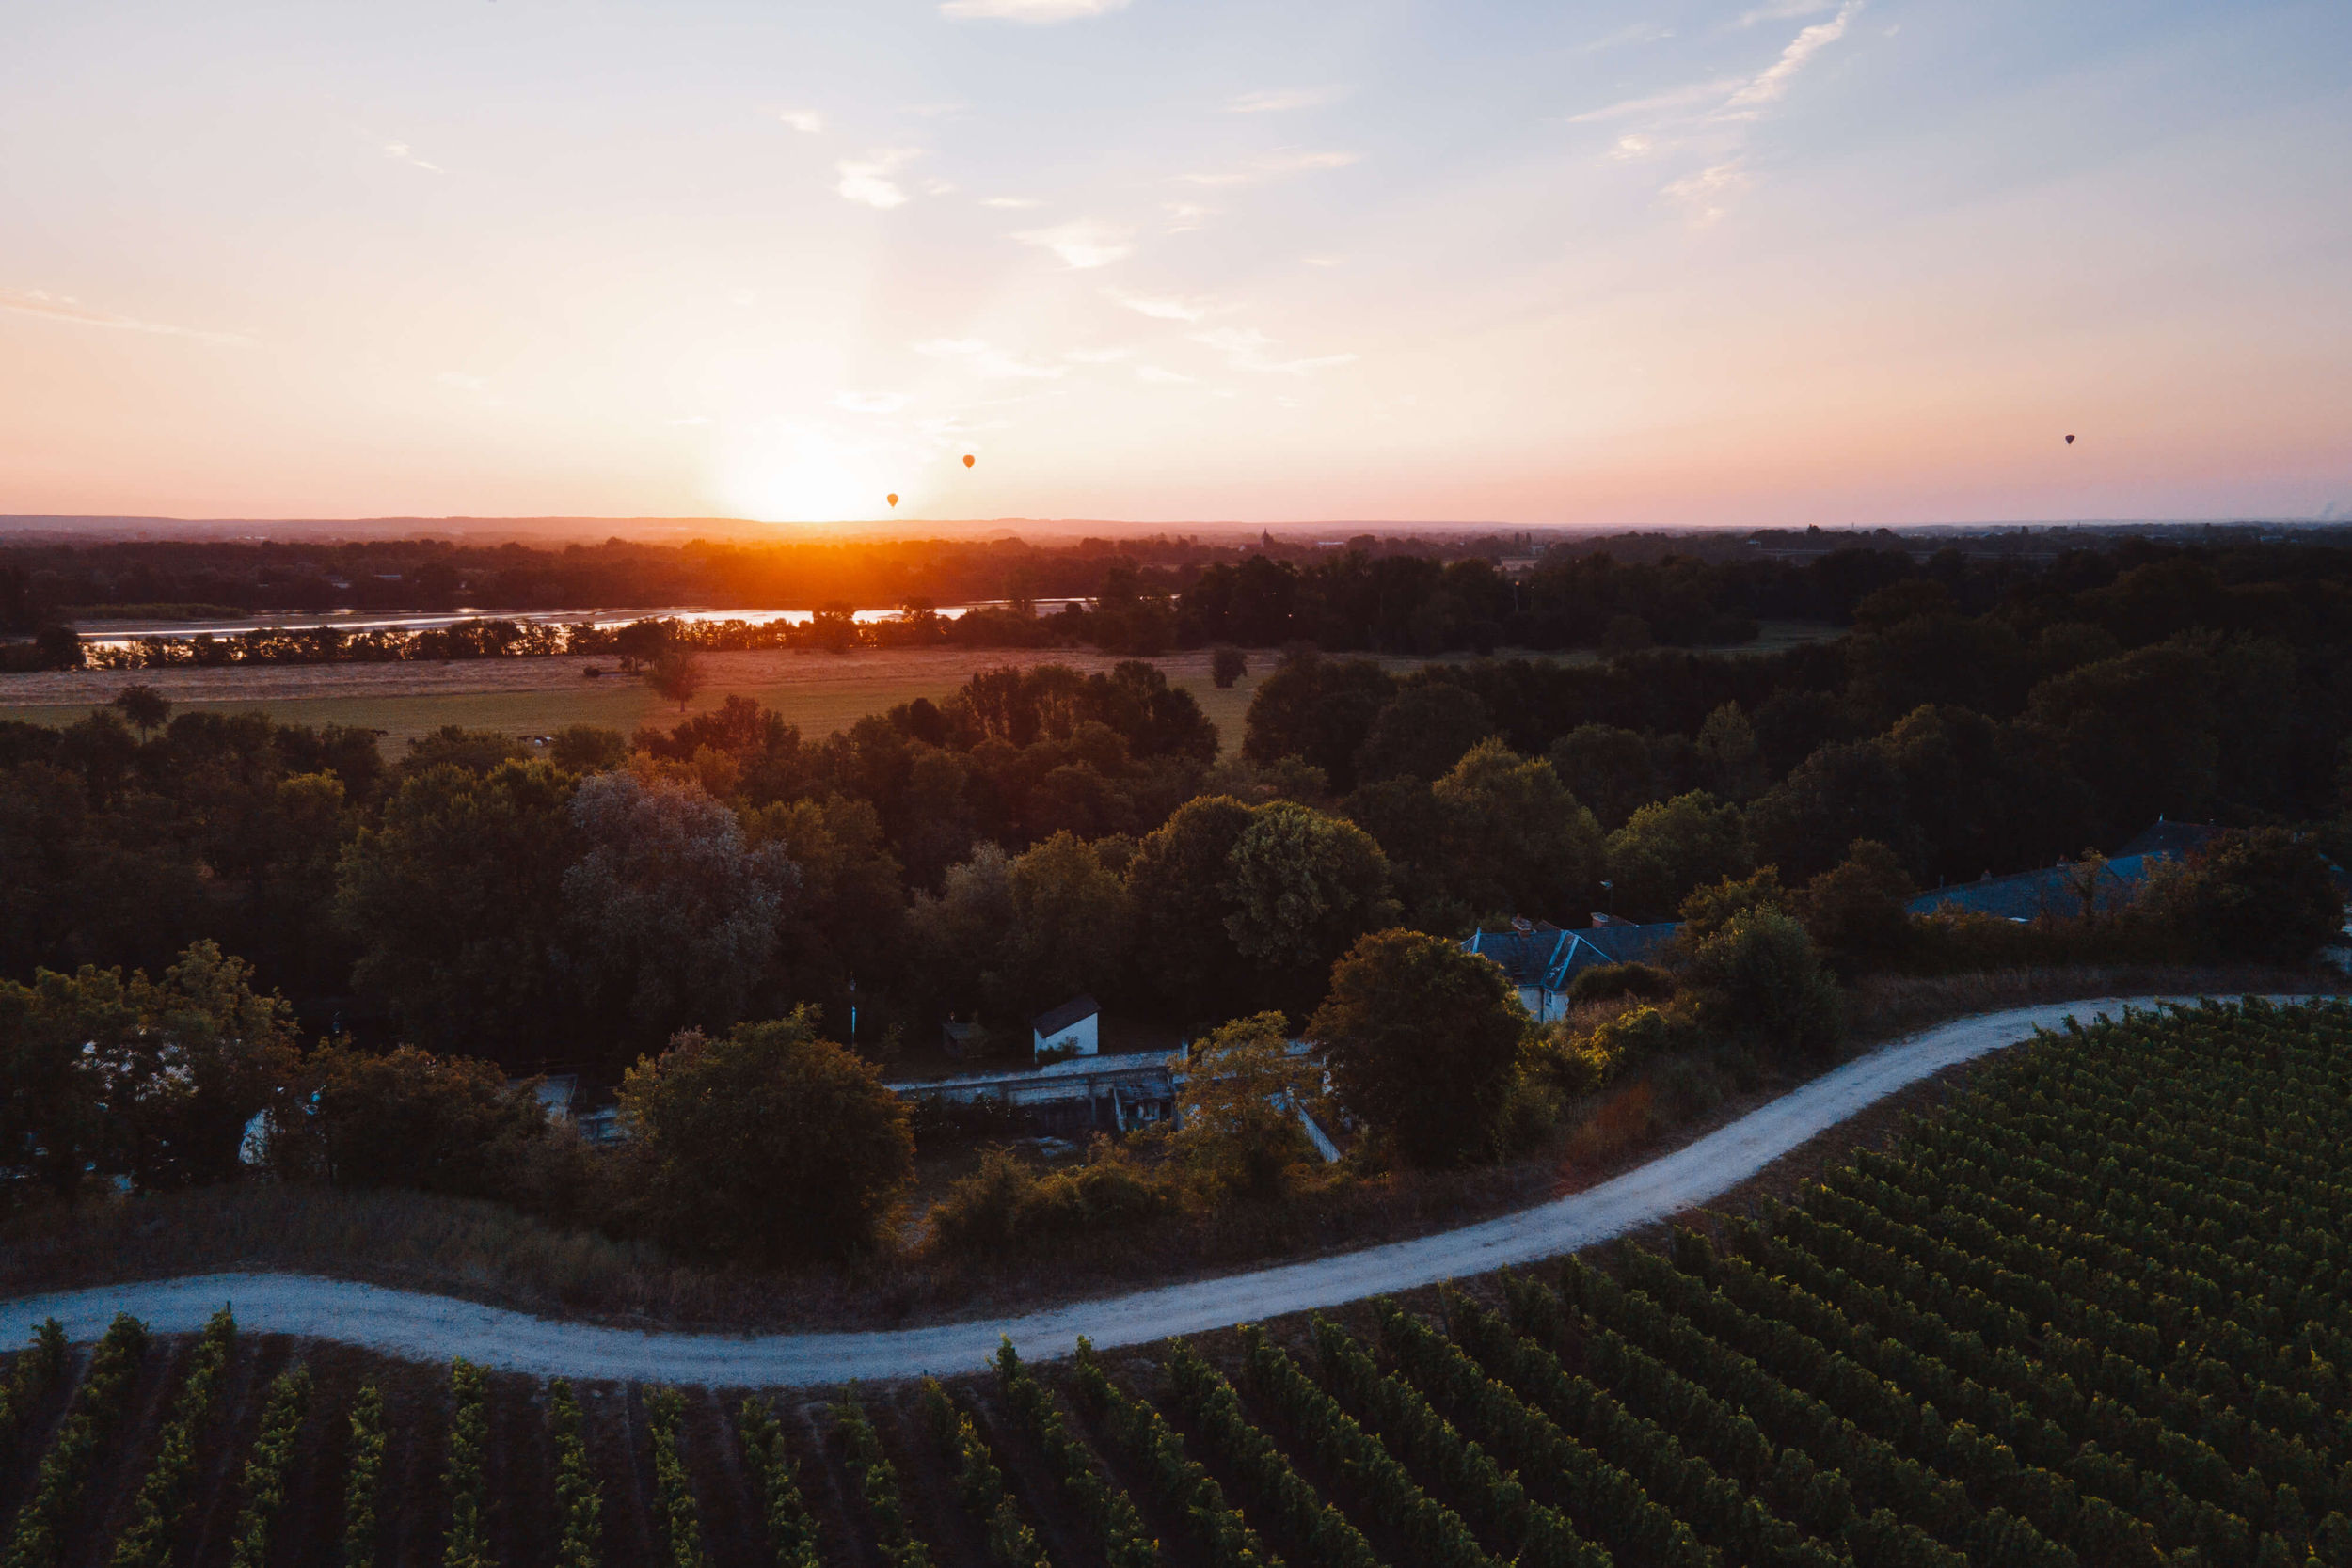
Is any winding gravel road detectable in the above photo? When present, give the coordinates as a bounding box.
[0,996,2296,1386]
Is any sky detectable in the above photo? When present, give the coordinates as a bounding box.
[3,0,2349,529]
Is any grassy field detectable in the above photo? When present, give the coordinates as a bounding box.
[0,623,1837,755]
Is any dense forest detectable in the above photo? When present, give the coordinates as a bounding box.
[4,533,2349,1070]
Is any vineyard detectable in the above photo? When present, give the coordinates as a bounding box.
[1,999,2346,1567]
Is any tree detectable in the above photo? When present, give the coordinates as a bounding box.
[2021,638,2219,843]
[1221,802,1397,994]
[560,770,799,1053]
[1172,1012,1316,1199]
[548,724,628,772]
[1240,649,1395,790]
[1604,791,1751,921]
[1432,740,1604,923]
[288,1044,559,1202]
[110,684,171,738]
[1799,839,1917,974]
[1352,684,1495,784]
[1310,928,1529,1166]
[0,941,301,1200]
[398,725,530,779]
[619,1009,914,1262]
[645,645,706,712]
[1680,909,1843,1056]
[2135,829,2344,964]
[336,760,582,1061]
[1126,795,1257,1021]
[1545,725,1655,831]
[1695,704,1765,800]
[1211,645,1248,689]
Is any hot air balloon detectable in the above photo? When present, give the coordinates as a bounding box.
[2065,434,2075,444]
[887,493,899,507]
[962,453,976,468]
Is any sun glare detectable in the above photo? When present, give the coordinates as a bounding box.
[716,432,910,523]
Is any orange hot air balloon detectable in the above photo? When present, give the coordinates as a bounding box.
[962,453,976,468]
[2064,434,2075,444]
[887,493,899,507]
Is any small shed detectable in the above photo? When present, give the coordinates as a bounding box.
[1032,995,1101,1060]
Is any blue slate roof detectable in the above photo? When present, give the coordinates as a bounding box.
[1908,853,2165,922]
[1464,920,1679,991]
[1032,994,1100,1036]
[2114,820,2225,860]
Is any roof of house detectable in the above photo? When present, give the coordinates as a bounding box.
[1908,853,2165,922]
[1031,994,1101,1036]
[1463,920,1679,993]
[2114,819,2226,860]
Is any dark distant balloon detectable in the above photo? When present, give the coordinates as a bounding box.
[2065,434,2075,444]
[962,453,976,468]
[887,493,899,507]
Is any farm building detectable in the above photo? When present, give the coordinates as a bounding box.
[1031,995,1100,1059]
[884,1049,1174,1137]
[1462,915,1678,1022]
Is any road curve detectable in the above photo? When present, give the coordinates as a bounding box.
[0,996,2304,1386]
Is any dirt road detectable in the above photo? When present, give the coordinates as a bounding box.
[0,997,2278,1385]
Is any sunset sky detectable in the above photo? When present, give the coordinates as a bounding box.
[4,0,2348,528]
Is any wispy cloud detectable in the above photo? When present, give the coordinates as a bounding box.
[1135,364,1195,384]
[1014,218,1135,269]
[1064,346,1129,363]
[383,141,444,173]
[837,147,923,209]
[1568,79,1740,123]
[1611,132,1662,161]
[777,110,824,134]
[911,337,1067,379]
[1662,160,1751,222]
[1191,325,1357,375]
[1581,22,1675,52]
[1301,255,1344,267]
[1725,0,1861,110]
[834,390,910,414]
[1106,290,1221,322]
[0,287,245,343]
[1181,150,1359,187]
[1163,201,1214,232]
[666,414,713,426]
[981,196,1043,209]
[1226,86,1347,114]
[939,0,1128,20]
[1737,0,1837,25]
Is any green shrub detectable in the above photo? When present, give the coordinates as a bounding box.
[342,1386,388,1568]
[1566,961,1676,1004]
[442,1360,491,1568]
[736,1397,821,1568]
[645,1387,707,1568]
[1680,909,1844,1055]
[109,1307,237,1568]
[834,1387,932,1568]
[4,1313,150,1568]
[0,1321,67,1461]
[549,1378,602,1568]
[227,1365,310,1568]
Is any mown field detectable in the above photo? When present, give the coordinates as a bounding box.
[8,999,2338,1568]
[0,625,1838,753]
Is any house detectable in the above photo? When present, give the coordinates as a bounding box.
[1906,854,2170,923]
[1032,995,1101,1060]
[941,1019,981,1057]
[1462,916,1678,1023]
[886,1049,1173,1136]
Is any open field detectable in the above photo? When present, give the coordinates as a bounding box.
[0,623,1839,753]
[3,999,2344,1568]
